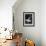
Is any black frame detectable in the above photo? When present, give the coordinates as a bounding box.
[23,12,35,27]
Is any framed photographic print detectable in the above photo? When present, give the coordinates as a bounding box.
[23,12,35,27]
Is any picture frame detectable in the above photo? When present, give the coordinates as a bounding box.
[23,12,35,27]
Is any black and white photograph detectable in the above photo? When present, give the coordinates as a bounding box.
[23,12,35,27]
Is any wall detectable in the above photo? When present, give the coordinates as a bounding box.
[0,0,45,46]
[0,0,16,30]
[41,0,46,46]
[13,0,41,46]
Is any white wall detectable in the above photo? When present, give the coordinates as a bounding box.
[13,0,41,46]
[41,0,46,46]
[0,0,16,29]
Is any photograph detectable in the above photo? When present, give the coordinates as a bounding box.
[23,12,35,27]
